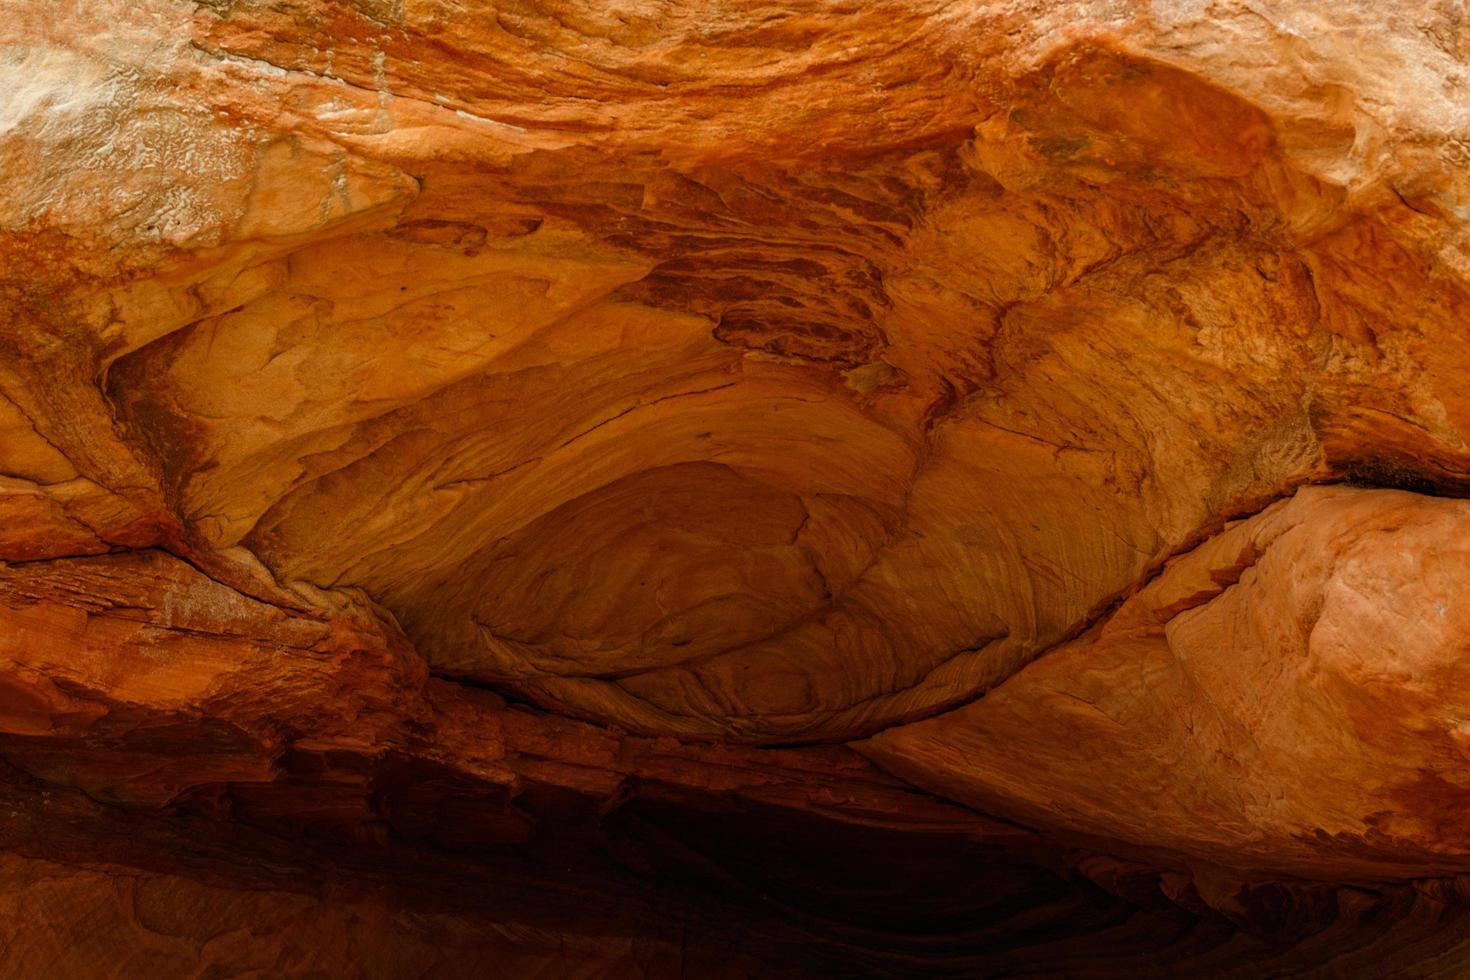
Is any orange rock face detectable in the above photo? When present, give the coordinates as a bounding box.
[8,0,1470,974]
[864,487,1470,882]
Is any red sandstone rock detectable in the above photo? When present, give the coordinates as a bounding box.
[7,0,1470,974]
[863,487,1470,882]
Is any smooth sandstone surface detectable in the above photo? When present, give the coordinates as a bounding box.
[864,486,1470,882]
[7,0,1470,974]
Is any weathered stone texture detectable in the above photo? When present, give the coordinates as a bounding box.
[8,1,1470,974]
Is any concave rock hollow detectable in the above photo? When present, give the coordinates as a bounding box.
[6,0,1470,975]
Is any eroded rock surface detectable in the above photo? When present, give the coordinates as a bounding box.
[864,487,1470,882]
[8,0,1470,975]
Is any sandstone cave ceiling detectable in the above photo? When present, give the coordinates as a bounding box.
[6,0,1470,976]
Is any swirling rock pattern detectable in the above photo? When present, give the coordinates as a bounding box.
[9,0,1470,974]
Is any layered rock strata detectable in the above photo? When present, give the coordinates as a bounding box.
[7,0,1470,975]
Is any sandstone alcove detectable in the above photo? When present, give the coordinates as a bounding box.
[6,1,1470,975]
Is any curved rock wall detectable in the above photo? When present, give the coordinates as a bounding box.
[7,0,1470,974]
